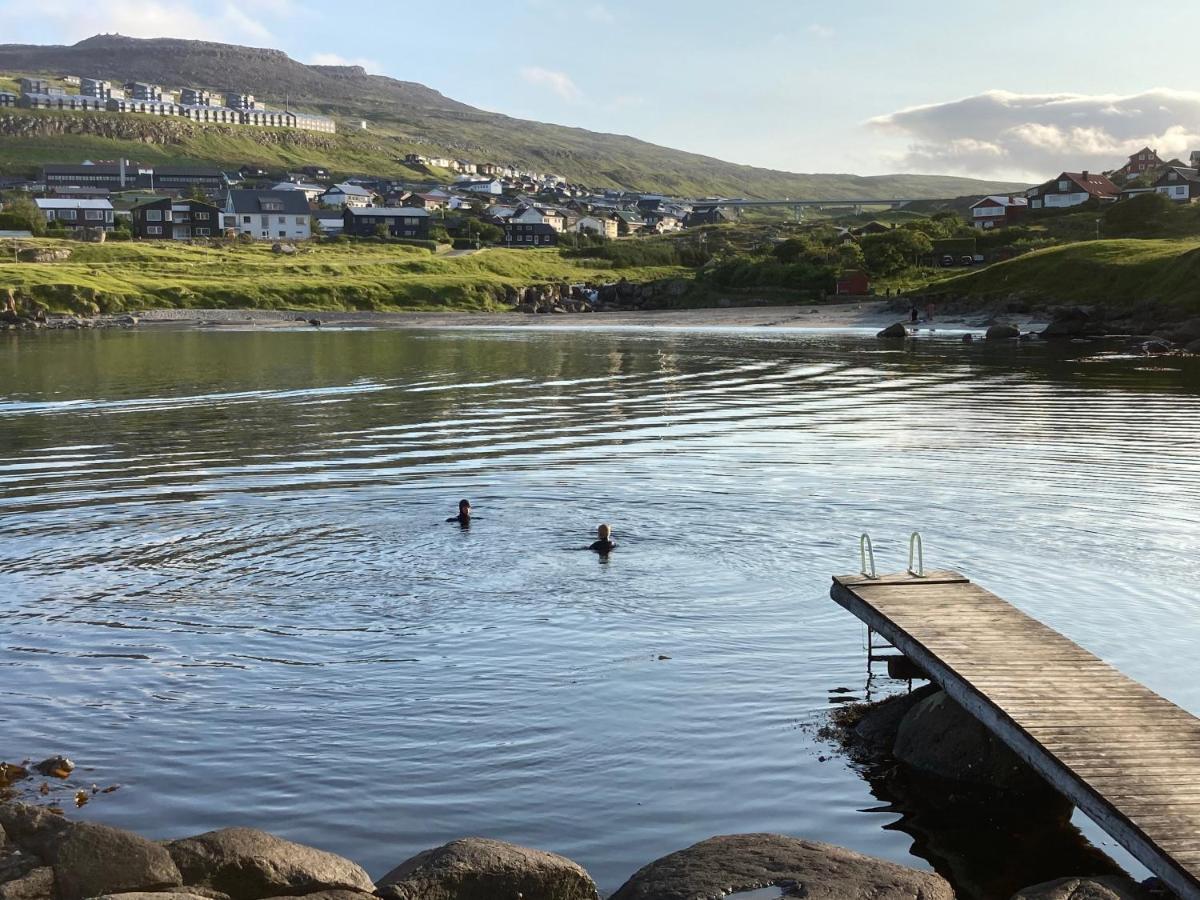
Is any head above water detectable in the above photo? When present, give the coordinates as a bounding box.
[597,523,611,540]
[459,499,471,516]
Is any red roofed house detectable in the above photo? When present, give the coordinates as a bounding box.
[969,195,1029,229]
[1114,146,1164,180]
[1027,171,1119,210]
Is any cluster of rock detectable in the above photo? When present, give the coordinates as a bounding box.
[507,278,691,314]
[0,313,139,332]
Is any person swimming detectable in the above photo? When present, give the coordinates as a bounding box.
[446,499,472,526]
[589,523,615,554]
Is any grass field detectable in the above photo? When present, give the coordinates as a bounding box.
[928,238,1200,314]
[0,238,691,314]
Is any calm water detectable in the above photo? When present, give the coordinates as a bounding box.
[2,325,1200,896]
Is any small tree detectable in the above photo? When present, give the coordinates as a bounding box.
[861,229,933,276]
[0,196,47,235]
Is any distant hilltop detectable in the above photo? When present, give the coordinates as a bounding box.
[0,35,1028,198]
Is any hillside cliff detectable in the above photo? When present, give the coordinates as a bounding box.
[0,35,1025,197]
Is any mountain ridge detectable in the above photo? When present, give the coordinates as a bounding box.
[0,35,1027,198]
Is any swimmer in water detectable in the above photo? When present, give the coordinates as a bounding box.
[446,499,472,526]
[589,523,615,554]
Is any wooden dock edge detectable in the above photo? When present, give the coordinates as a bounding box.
[830,577,1200,900]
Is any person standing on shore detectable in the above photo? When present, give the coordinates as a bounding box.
[447,499,472,527]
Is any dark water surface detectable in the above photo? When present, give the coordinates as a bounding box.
[2,326,1199,895]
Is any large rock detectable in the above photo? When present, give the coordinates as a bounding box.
[0,866,53,900]
[48,822,182,900]
[90,894,217,900]
[376,837,598,900]
[852,684,940,751]
[1010,875,1150,900]
[0,806,70,858]
[167,828,373,900]
[608,834,952,900]
[986,324,1021,341]
[894,691,1062,802]
[877,322,908,339]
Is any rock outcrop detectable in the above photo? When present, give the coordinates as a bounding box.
[985,324,1021,340]
[1010,875,1150,900]
[48,822,182,900]
[878,322,908,339]
[167,828,373,900]
[607,833,953,900]
[376,837,598,900]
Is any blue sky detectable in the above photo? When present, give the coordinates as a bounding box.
[2,0,1199,180]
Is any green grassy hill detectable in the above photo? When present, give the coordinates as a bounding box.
[930,238,1200,316]
[0,239,690,314]
[0,35,1027,197]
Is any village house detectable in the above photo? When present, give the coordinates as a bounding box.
[405,193,448,211]
[1026,171,1119,209]
[835,270,871,296]
[223,189,312,240]
[0,91,16,107]
[1153,167,1200,203]
[342,207,431,239]
[124,82,166,102]
[968,195,1029,229]
[684,205,733,227]
[455,179,504,196]
[180,88,214,106]
[504,219,557,248]
[130,197,222,239]
[1113,147,1164,181]
[33,198,114,230]
[641,209,682,233]
[613,210,644,236]
[79,78,122,100]
[574,216,617,239]
[1191,151,1200,169]
[320,183,374,208]
[313,213,344,236]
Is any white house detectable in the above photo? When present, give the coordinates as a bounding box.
[1026,172,1118,209]
[224,190,312,241]
[455,179,503,196]
[320,183,374,208]
[574,215,617,239]
[510,205,566,232]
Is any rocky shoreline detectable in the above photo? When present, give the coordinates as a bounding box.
[2,684,1167,900]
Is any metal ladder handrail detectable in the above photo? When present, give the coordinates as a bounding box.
[859,533,877,579]
[908,531,925,577]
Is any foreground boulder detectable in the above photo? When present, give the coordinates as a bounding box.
[168,829,372,900]
[0,866,53,900]
[877,322,908,339]
[48,822,182,900]
[1010,875,1150,900]
[894,691,1065,804]
[376,837,598,900]
[0,805,70,857]
[851,684,939,752]
[986,324,1021,341]
[608,833,953,900]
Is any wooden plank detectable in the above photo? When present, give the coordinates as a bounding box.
[834,571,967,587]
[830,572,1200,900]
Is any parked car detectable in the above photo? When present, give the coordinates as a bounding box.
[940,255,955,267]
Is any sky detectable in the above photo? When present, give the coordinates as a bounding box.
[1,0,1199,181]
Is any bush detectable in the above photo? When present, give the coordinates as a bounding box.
[1104,191,1173,235]
[451,238,478,250]
[389,238,438,251]
[0,197,46,235]
[565,241,682,267]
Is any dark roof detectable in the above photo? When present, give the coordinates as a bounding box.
[344,207,431,218]
[225,190,312,215]
[1156,167,1200,185]
[1057,172,1119,196]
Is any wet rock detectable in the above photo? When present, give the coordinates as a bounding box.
[1138,339,1173,355]
[1168,318,1200,345]
[271,892,377,900]
[31,758,73,778]
[0,866,53,900]
[1186,338,1200,355]
[894,691,1065,804]
[877,322,908,339]
[376,837,598,900]
[608,833,953,900]
[985,324,1021,341]
[0,844,38,885]
[1041,309,1092,339]
[1010,875,1150,900]
[48,822,182,900]
[852,684,940,752]
[167,828,373,900]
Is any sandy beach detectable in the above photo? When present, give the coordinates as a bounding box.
[130,301,1045,332]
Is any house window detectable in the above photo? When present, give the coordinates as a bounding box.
[85,210,103,220]
[195,227,210,236]
[194,212,209,220]
[279,230,286,237]
[147,225,162,235]
[277,216,286,224]
[243,215,251,224]
[295,217,305,225]
[146,209,162,221]
[1058,180,1069,191]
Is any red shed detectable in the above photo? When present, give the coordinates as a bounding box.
[836,270,870,296]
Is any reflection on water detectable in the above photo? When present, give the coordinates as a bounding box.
[2,326,1199,896]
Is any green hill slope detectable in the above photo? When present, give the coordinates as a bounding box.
[0,35,1026,197]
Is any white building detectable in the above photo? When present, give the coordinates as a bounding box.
[224,190,311,241]
[320,183,374,208]
[574,216,617,239]
[272,181,327,203]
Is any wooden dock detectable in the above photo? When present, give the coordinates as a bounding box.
[831,570,1200,900]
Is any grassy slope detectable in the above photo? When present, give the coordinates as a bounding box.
[0,239,689,313]
[929,239,1200,314]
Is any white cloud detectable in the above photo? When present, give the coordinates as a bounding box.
[0,0,281,43]
[520,66,581,102]
[869,88,1200,180]
[807,23,834,39]
[309,52,380,73]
